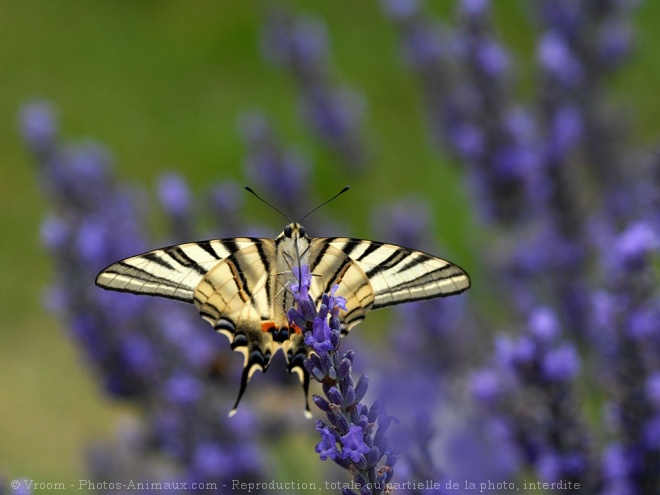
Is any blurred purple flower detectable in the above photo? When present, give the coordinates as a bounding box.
[612,221,658,271]
[541,343,580,382]
[470,369,501,403]
[164,373,202,405]
[381,0,420,20]
[18,101,58,156]
[528,306,559,342]
[646,374,660,409]
[238,111,310,219]
[538,31,583,86]
[158,172,191,218]
[261,8,366,167]
[21,103,268,492]
[192,443,232,476]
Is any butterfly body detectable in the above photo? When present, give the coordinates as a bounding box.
[96,222,470,414]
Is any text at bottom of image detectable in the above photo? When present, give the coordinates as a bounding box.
[12,478,582,492]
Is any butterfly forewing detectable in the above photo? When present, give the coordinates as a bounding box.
[95,239,240,302]
[308,240,375,331]
[315,238,470,310]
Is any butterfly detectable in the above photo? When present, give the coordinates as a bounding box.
[96,193,470,415]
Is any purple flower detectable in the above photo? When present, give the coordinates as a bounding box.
[626,306,658,340]
[76,218,108,265]
[591,290,621,330]
[261,12,328,69]
[164,373,202,405]
[546,104,582,160]
[305,317,334,354]
[261,9,366,166]
[371,199,433,250]
[193,443,231,476]
[403,22,444,68]
[381,0,419,20]
[5,480,32,495]
[597,18,633,69]
[602,443,632,480]
[238,111,311,218]
[528,307,559,342]
[613,222,658,270]
[475,40,510,79]
[340,426,370,463]
[302,87,365,147]
[536,451,562,482]
[541,344,580,382]
[209,181,243,216]
[40,215,69,251]
[450,123,484,161]
[120,335,158,376]
[495,334,536,370]
[474,301,593,487]
[23,102,267,488]
[158,173,191,217]
[646,374,660,409]
[328,284,347,313]
[207,181,244,236]
[459,0,489,17]
[316,425,340,460]
[290,264,396,493]
[643,415,660,447]
[290,264,311,298]
[470,369,501,403]
[538,31,583,86]
[18,101,58,155]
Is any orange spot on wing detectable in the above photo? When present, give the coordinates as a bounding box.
[260,321,277,333]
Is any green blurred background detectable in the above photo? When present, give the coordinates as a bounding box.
[2,0,660,490]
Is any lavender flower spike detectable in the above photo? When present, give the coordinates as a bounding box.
[21,102,267,491]
[289,264,397,495]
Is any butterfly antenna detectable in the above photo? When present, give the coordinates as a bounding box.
[244,185,291,223]
[298,186,350,223]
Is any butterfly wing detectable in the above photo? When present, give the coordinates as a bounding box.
[309,237,470,330]
[193,239,310,415]
[307,240,375,331]
[95,239,258,302]
[96,231,470,415]
[97,237,288,414]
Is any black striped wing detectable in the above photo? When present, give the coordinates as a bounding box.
[95,238,262,303]
[96,237,305,415]
[309,237,471,330]
[95,232,470,415]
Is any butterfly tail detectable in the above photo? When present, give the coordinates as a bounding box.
[284,333,313,418]
[229,348,270,417]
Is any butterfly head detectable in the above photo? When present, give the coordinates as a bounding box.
[281,222,308,240]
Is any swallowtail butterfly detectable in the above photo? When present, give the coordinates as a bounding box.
[96,191,470,415]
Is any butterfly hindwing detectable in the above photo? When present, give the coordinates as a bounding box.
[192,239,300,414]
[194,240,276,328]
